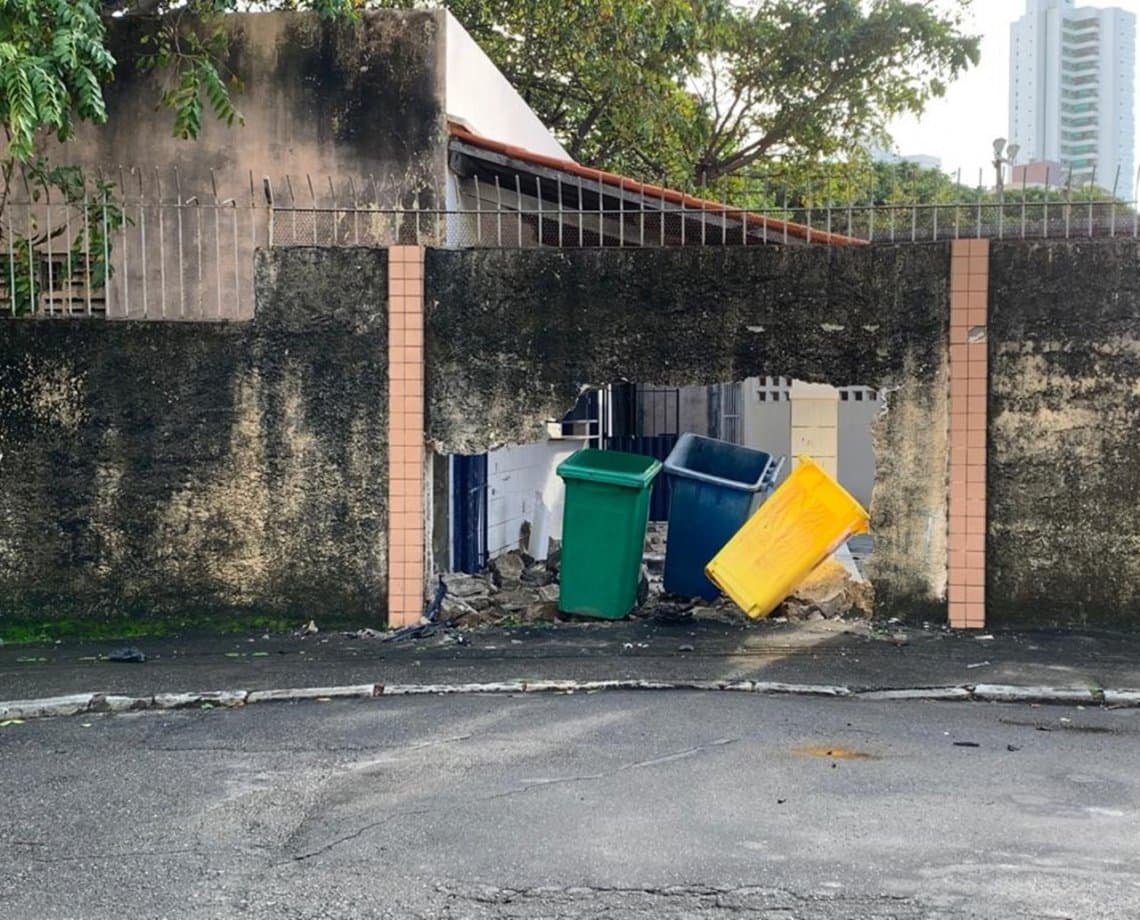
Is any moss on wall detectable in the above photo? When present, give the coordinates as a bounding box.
[0,248,389,639]
[989,240,1140,628]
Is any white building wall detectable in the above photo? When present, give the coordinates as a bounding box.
[443,11,569,160]
[485,440,580,561]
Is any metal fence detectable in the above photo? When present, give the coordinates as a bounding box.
[1,167,269,321]
[6,166,1140,321]
[270,190,1140,249]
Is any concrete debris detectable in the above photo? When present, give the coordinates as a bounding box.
[777,558,873,621]
[545,538,561,575]
[496,589,542,613]
[489,551,527,588]
[440,595,479,619]
[345,627,385,640]
[522,601,562,624]
[106,646,147,664]
[442,572,495,599]
[520,563,555,587]
[644,522,668,560]
[430,533,873,634]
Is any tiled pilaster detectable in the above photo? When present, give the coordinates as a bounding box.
[948,239,988,629]
[388,246,426,628]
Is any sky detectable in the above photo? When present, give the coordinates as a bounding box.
[887,0,1140,186]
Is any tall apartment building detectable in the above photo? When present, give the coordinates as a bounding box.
[1009,0,1135,192]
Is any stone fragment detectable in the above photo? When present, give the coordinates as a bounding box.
[489,551,526,587]
[443,573,493,598]
[545,538,562,575]
[106,646,146,664]
[522,602,561,623]
[496,589,541,612]
[520,564,554,587]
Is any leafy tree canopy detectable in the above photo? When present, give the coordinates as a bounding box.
[372,0,980,190]
[2,0,978,193]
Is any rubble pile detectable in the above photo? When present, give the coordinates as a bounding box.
[432,521,869,631]
[775,557,874,621]
[439,547,563,627]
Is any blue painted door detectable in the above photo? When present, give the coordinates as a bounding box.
[451,453,488,574]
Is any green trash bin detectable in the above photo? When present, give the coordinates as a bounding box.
[556,448,662,619]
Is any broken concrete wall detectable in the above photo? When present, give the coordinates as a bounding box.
[0,248,388,637]
[989,240,1140,628]
[425,245,950,618]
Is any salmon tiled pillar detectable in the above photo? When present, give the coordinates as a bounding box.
[388,246,426,627]
[948,239,989,629]
[789,381,839,478]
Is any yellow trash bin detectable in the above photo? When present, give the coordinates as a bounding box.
[705,457,870,619]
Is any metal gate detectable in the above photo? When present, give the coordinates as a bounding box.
[602,384,680,522]
[451,453,488,573]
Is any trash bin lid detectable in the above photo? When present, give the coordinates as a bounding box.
[556,448,662,489]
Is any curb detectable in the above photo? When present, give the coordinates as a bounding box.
[1,680,1136,722]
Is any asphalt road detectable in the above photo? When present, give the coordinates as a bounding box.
[2,693,1139,919]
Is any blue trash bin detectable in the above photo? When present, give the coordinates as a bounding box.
[662,433,784,600]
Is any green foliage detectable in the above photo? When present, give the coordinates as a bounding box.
[366,0,978,189]
[2,0,979,192]
[2,159,127,315]
[687,0,979,185]
[0,0,115,159]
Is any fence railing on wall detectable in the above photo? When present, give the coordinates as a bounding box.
[5,165,1140,321]
[1,167,272,321]
[268,197,1140,248]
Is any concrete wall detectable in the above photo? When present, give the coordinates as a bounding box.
[0,248,389,636]
[85,11,447,198]
[425,245,950,618]
[989,240,1140,628]
[64,11,448,318]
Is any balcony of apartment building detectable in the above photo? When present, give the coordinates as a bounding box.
[1062,45,1100,62]
[1062,58,1101,73]
[1061,136,1099,149]
[1061,89,1099,102]
[1063,17,1100,34]
[1062,73,1100,88]
[1061,139,1099,155]
[1062,27,1100,44]
[1063,157,1098,180]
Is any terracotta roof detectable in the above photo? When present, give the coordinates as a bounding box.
[448,122,865,247]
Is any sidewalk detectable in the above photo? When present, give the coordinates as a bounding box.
[3,615,1140,713]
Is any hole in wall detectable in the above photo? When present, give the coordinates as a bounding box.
[438,378,884,623]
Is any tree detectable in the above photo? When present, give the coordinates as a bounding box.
[3,0,977,193]
[369,0,979,190]
[688,1,978,185]
[364,0,728,186]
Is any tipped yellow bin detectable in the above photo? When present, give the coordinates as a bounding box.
[705,457,870,619]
